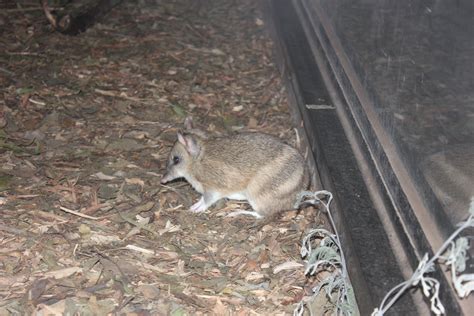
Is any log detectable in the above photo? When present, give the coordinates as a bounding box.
[41,0,123,35]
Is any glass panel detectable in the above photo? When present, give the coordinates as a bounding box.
[318,0,474,227]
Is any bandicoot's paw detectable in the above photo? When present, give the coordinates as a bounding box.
[190,197,207,213]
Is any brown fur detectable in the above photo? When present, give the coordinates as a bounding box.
[161,132,309,218]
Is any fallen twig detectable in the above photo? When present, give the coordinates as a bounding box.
[59,206,100,220]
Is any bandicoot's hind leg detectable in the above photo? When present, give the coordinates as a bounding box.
[250,192,296,218]
[225,194,295,229]
[245,156,307,219]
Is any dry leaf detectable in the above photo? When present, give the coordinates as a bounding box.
[137,284,161,300]
[212,298,228,315]
[88,233,120,245]
[247,117,258,128]
[232,105,244,112]
[125,178,145,187]
[245,271,265,282]
[273,261,304,274]
[35,300,66,316]
[93,172,116,180]
[43,267,82,279]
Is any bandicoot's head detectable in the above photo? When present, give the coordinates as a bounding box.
[160,133,201,184]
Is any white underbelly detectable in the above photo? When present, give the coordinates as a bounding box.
[226,192,247,201]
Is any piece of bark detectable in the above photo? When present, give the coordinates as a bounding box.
[41,0,123,35]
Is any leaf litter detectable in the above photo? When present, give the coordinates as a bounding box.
[0,0,333,315]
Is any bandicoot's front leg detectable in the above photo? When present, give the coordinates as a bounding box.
[190,196,206,213]
[189,191,222,213]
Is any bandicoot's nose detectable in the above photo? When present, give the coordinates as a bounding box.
[160,173,171,184]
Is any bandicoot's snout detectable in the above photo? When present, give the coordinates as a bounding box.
[160,173,171,184]
[161,168,181,184]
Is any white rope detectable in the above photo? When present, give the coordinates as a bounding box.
[295,191,474,315]
[293,190,357,316]
[295,190,348,278]
[372,198,474,315]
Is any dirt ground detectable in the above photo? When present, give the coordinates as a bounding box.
[0,1,329,315]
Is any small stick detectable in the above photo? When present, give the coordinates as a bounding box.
[2,7,49,13]
[0,67,15,76]
[119,212,158,236]
[59,206,99,220]
[28,98,46,106]
[15,194,41,198]
[125,244,154,255]
[82,202,110,215]
[41,0,57,28]
[5,51,47,57]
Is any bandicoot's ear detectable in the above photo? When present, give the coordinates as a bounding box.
[184,116,194,130]
[177,132,186,146]
[177,133,200,157]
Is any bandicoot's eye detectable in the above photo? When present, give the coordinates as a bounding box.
[172,156,180,165]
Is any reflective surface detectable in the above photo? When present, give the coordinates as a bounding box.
[319,0,474,226]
